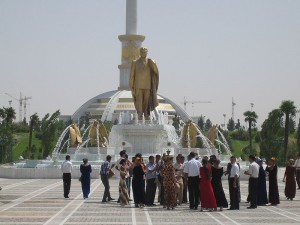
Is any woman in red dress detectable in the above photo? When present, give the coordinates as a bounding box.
[200,158,217,211]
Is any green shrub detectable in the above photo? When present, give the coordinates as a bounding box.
[230,129,249,141]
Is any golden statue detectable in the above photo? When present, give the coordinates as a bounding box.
[181,120,198,148]
[206,124,218,144]
[69,123,82,148]
[129,47,159,120]
[89,120,109,147]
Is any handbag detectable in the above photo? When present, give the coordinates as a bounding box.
[108,170,115,178]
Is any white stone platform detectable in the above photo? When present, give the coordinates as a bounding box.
[0,176,299,225]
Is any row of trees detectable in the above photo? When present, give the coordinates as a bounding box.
[0,108,116,163]
[260,100,298,163]
[0,107,65,163]
[226,100,298,163]
[197,115,213,132]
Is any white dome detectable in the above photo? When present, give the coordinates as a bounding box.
[71,90,191,122]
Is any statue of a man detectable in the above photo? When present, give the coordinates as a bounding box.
[129,47,159,120]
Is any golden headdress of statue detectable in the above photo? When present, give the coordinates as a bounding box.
[69,123,82,147]
[99,120,109,147]
[89,120,109,147]
[206,124,218,145]
[181,120,198,148]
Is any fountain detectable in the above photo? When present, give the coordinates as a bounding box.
[108,110,179,159]
[178,120,216,157]
[52,125,71,156]
[0,0,245,179]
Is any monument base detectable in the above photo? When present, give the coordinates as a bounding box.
[109,123,179,157]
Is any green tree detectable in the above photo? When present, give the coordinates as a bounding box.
[289,117,296,133]
[0,107,16,124]
[28,113,40,159]
[0,107,16,163]
[36,110,64,158]
[243,110,258,154]
[204,118,212,132]
[235,119,241,130]
[280,100,297,160]
[230,129,249,141]
[227,118,235,131]
[260,109,284,161]
[197,115,205,131]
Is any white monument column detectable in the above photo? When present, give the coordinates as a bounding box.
[118,0,145,90]
[126,0,137,35]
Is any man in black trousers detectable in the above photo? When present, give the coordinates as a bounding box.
[145,155,157,206]
[228,156,240,210]
[100,155,115,202]
[61,155,72,198]
[184,152,201,210]
[244,155,259,209]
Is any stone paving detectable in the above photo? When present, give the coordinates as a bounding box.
[0,177,300,225]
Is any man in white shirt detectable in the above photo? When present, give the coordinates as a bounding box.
[228,156,239,210]
[61,155,72,198]
[184,152,201,210]
[145,155,157,206]
[294,154,300,189]
[244,155,259,209]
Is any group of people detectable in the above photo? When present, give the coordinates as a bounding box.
[61,152,300,211]
[99,150,229,211]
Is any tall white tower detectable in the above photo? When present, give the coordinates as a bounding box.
[118,0,145,90]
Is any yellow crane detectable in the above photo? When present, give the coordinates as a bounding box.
[5,92,32,122]
[182,96,211,111]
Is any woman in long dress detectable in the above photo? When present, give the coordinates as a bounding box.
[265,157,280,205]
[200,158,217,211]
[211,159,228,211]
[80,158,92,199]
[119,159,130,206]
[257,159,268,205]
[283,159,296,200]
[163,156,177,210]
[132,157,145,208]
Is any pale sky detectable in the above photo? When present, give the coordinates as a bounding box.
[0,0,299,128]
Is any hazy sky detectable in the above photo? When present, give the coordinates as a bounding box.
[0,0,299,127]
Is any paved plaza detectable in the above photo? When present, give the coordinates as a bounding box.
[0,177,300,225]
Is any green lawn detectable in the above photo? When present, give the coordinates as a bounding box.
[12,132,42,161]
[230,139,249,157]
[230,139,260,158]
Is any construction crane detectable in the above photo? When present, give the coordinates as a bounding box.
[5,92,32,122]
[182,96,211,111]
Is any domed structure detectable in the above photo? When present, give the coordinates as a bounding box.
[71,90,191,123]
[71,0,191,124]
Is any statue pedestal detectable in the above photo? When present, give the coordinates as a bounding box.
[109,123,179,157]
